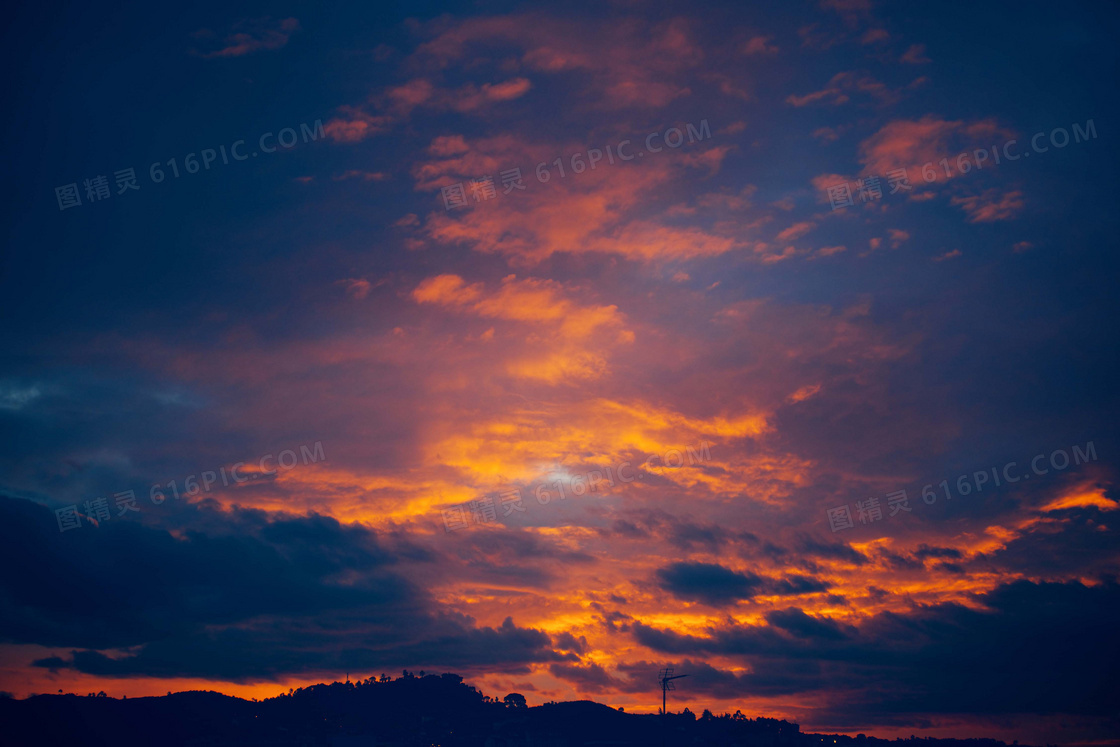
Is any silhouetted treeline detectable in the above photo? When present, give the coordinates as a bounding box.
[0,671,1041,747]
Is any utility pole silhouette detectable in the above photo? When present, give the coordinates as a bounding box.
[658,668,688,716]
[659,668,688,747]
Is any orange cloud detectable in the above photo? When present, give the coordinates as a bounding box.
[776,221,815,242]
[414,15,703,109]
[950,189,1024,223]
[901,43,931,64]
[786,71,902,107]
[415,133,737,264]
[857,116,1013,182]
[1040,487,1118,513]
[413,274,631,383]
[741,36,779,55]
[324,106,391,143]
[192,17,301,59]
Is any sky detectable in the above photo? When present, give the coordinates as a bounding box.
[1,0,1119,744]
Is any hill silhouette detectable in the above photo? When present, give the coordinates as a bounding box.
[0,671,1037,747]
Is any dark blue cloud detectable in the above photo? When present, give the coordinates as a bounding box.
[655,562,828,606]
[634,578,1120,719]
[0,495,563,680]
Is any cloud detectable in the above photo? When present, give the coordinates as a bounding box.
[415,132,736,264]
[37,614,564,680]
[632,579,1120,719]
[0,496,412,652]
[323,107,391,143]
[656,562,765,605]
[1,496,566,681]
[0,383,41,411]
[380,77,534,118]
[972,488,1120,578]
[412,273,630,382]
[786,71,899,107]
[741,36,779,55]
[333,171,389,182]
[192,17,301,59]
[412,274,625,340]
[900,43,931,64]
[450,78,533,111]
[548,661,622,693]
[820,0,872,13]
[412,274,485,307]
[776,222,815,242]
[655,562,829,606]
[859,28,890,45]
[812,127,843,143]
[950,189,1024,223]
[415,15,702,109]
[337,278,373,300]
[322,11,712,147]
[857,116,1013,182]
[765,607,850,640]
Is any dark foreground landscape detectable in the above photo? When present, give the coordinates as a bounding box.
[0,672,1042,747]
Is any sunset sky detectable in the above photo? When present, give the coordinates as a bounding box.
[2,1,1119,745]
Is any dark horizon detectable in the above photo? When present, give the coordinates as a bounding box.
[0,670,1074,747]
